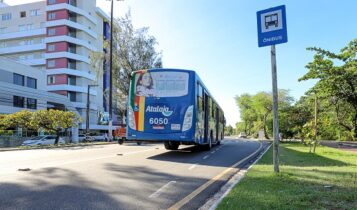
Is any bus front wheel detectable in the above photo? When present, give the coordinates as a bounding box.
[164,141,179,150]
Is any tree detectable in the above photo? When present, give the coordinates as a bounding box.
[31,110,80,145]
[299,39,357,140]
[235,90,294,139]
[91,12,162,120]
[1,110,35,130]
[235,94,257,136]
[224,125,234,136]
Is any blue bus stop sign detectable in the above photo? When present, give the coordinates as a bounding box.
[257,5,287,47]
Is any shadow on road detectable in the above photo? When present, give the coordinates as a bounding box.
[0,167,122,210]
[146,140,266,168]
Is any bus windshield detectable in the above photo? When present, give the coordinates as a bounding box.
[134,71,189,97]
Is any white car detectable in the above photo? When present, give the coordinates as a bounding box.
[22,135,65,146]
[238,132,247,138]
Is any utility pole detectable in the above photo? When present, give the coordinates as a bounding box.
[108,0,114,141]
[108,0,124,140]
[271,45,280,173]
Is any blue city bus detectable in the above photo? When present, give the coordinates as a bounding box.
[126,69,225,150]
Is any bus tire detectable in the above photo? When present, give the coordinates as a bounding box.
[216,140,221,145]
[118,139,124,145]
[164,141,179,150]
[137,142,142,145]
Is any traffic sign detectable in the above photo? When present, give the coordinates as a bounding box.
[257,5,287,47]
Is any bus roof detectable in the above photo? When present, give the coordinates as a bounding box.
[132,68,224,115]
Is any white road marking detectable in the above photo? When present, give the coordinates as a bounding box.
[203,155,209,160]
[211,151,215,154]
[149,181,176,198]
[188,163,198,171]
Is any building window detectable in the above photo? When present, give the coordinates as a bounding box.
[27,24,34,30]
[30,9,41,16]
[48,12,56,20]
[20,11,26,18]
[48,28,56,36]
[48,75,56,84]
[0,42,6,48]
[27,98,37,109]
[47,60,56,68]
[19,24,34,31]
[68,92,76,102]
[13,96,25,108]
[27,77,37,89]
[68,76,76,85]
[19,25,26,31]
[48,44,55,52]
[1,13,11,21]
[13,73,25,86]
[48,0,57,4]
[0,27,6,34]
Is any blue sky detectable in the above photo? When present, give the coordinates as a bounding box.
[7,0,357,126]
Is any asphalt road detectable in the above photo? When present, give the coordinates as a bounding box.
[0,138,264,210]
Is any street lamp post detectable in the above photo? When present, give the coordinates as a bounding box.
[107,0,123,140]
[86,84,98,135]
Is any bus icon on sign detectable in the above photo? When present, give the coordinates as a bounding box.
[265,13,278,29]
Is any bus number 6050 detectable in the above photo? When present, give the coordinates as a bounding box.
[149,118,168,125]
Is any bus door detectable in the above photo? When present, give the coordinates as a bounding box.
[204,92,209,142]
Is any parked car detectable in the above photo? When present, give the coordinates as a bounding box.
[238,132,247,138]
[22,135,65,146]
[78,134,86,142]
[82,133,108,142]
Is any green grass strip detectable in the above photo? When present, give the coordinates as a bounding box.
[217,143,357,210]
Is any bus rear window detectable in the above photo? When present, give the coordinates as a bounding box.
[134,71,189,97]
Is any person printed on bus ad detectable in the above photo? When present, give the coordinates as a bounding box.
[136,72,155,97]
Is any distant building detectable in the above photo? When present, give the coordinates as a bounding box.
[0,0,117,131]
[0,57,79,114]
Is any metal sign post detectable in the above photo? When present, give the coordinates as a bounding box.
[271,45,280,172]
[257,5,288,173]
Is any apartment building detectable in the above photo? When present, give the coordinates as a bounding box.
[0,0,115,131]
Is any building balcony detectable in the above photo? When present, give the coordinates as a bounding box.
[45,51,90,64]
[0,28,46,41]
[0,44,45,55]
[17,58,46,66]
[46,68,96,81]
[46,19,97,39]
[45,35,97,51]
[46,3,97,25]
[47,84,97,96]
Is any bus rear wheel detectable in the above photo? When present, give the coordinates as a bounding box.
[164,141,179,150]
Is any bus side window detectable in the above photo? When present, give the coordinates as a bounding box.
[197,82,203,112]
[209,97,213,117]
[202,88,205,111]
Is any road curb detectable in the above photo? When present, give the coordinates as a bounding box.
[0,142,118,152]
[199,141,272,210]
